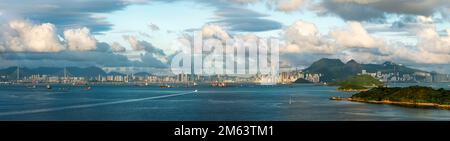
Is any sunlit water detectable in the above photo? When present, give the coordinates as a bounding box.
[0,83,449,121]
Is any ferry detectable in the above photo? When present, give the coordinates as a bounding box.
[211,81,226,87]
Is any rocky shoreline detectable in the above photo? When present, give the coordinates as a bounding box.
[330,96,450,109]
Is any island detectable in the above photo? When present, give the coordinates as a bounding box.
[294,78,313,83]
[331,86,450,109]
[330,75,384,92]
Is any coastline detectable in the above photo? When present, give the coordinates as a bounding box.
[336,88,369,92]
[330,97,450,109]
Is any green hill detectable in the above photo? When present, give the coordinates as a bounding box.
[294,78,313,83]
[304,58,348,82]
[351,86,450,105]
[304,58,428,82]
[332,75,384,91]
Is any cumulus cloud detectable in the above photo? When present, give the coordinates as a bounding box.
[0,20,103,53]
[122,35,167,63]
[366,19,450,65]
[330,21,384,48]
[0,20,64,52]
[416,27,450,54]
[201,24,231,40]
[110,42,126,52]
[281,20,335,54]
[123,35,141,51]
[123,35,165,55]
[63,27,97,51]
[267,0,308,12]
[386,42,450,65]
[0,40,168,68]
[280,19,450,68]
[0,19,171,68]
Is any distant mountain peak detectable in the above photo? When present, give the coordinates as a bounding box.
[304,58,427,82]
[383,61,396,66]
[315,58,344,65]
[346,59,358,64]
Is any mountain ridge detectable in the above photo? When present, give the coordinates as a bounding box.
[304,58,428,82]
[0,66,107,78]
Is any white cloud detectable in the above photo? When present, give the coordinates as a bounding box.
[63,27,97,51]
[0,20,64,52]
[0,20,104,53]
[387,42,450,64]
[123,35,142,51]
[122,35,167,63]
[268,0,308,12]
[201,24,230,40]
[362,23,450,65]
[416,15,434,24]
[110,42,126,52]
[281,20,336,54]
[416,27,450,54]
[330,21,384,48]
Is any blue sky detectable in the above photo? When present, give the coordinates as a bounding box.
[0,0,449,73]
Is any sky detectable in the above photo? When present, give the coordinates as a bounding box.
[0,0,449,73]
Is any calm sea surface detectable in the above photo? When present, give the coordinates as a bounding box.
[0,83,449,120]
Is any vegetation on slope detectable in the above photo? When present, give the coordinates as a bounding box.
[351,86,450,105]
[332,75,384,91]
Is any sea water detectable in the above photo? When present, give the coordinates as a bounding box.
[0,83,449,120]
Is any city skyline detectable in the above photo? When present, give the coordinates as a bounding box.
[2,57,449,85]
[0,0,449,74]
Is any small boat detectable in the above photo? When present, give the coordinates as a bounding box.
[160,84,174,88]
[83,86,92,91]
[46,84,52,89]
[27,85,37,89]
